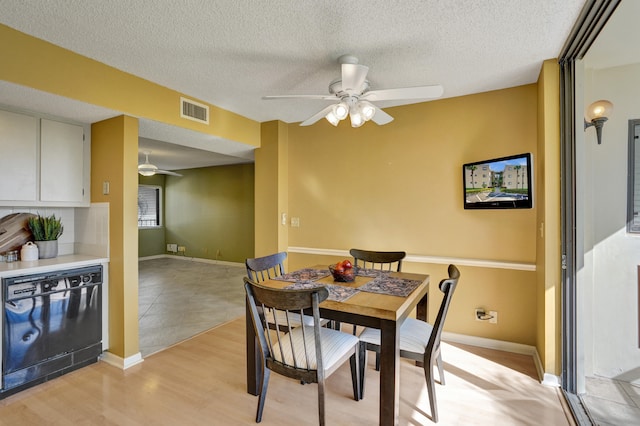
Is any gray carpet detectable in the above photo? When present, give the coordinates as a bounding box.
[138,257,247,357]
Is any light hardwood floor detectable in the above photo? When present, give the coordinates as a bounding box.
[0,317,574,425]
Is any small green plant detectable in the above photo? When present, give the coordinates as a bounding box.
[28,214,64,241]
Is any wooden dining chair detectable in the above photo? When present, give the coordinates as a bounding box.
[246,251,288,283]
[244,277,360,425]
[358,264,460,423]
[342,248,407,338]
[349,248,406,272]
[246,252,329,330]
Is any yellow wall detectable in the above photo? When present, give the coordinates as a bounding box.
[0,24,260,147]
[285,85,540,346]
[255,121,289,259]
[91,115,140,358]
[287,86,537,261]
[536,59,562,375]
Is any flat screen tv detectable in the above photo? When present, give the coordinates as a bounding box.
[463,153,533,209]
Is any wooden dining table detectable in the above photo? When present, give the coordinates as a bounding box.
[245,264,430,426]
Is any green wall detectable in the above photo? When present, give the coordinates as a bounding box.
[164,163,255,262]
[138,164,255,262]
[138,174,167,257]
[138,227,166,257]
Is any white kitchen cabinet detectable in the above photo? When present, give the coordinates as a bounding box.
[40,119,85,203]
[0,110,38,201]
[0,109,90,207]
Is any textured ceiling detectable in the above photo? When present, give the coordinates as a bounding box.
[0,0,587,169]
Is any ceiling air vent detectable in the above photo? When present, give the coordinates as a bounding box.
[180,97,209,124]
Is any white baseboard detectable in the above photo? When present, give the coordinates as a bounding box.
[139,254,243,267]
[442,331,561,387]
[100,351,144,370]
[541,372,562,387]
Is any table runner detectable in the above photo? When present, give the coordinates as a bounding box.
[283,281,359,302]
[273,268,330,282]
[357,276,422,298]
[278,268,421,300]
[354,267,389,278]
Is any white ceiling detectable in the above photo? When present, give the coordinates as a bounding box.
[0,0,588,170]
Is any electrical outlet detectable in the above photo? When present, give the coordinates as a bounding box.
[177,245,186,252]
[475,308,498,323]
[474,309,484,321]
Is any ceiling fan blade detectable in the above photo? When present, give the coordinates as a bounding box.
[341,63,369,93]
[300,104,336,126]
[370,106,394,125]
[263,94,336,100]
[156,170,183,177]
[362,84,444,102]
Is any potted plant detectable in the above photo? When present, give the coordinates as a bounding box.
[27,214,64,259]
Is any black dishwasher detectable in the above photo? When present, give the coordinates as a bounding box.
[2,265,102,396]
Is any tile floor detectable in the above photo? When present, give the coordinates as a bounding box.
[138,257,247,357]
[582,376,640,425]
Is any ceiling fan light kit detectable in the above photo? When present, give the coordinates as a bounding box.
[334,102,349,120]
[138,162,158,176]
[326,98,376,127]
[263,54,443,128]
[138,151,183,177]
[349,109,365,128]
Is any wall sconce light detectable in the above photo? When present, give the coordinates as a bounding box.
[584,100,613,145]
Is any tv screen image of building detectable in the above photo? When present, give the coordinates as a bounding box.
[462,153,533,209]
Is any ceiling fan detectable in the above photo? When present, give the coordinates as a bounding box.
[138,151,182,177]
[263,54,443,127]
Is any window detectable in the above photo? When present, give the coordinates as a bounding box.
[628,120,640,233]
[138,185,162,227]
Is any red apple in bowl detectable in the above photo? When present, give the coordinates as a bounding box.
[329,260,355,282]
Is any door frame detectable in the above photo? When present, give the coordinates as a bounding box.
[558,0,620,419]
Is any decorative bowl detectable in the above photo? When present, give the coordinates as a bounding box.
[329,265,355,282]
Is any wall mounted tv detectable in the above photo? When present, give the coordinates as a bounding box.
[463,153,533,209]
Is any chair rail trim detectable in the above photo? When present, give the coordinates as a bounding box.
[287,246,536,272]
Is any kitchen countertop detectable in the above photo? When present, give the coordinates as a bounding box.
[0,254,109,278]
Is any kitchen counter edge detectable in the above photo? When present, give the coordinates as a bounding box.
[0,255,109,278]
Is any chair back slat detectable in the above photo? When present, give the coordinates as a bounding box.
[298,313,308,369]
[246,252,287,282]
[262,302,278,357]
[426,264,460,360]
[349,248,406,272]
